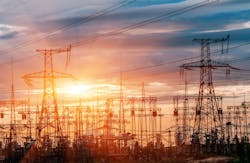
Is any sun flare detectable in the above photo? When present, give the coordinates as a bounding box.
[66,84,90,96]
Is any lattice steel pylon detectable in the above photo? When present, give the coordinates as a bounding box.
[22,46,74,140]
[180,35,238,145]
[10,61,17,143]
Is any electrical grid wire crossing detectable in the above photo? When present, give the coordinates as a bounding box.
[71,0,215,47]
[70,41,250,79]
[0,0,136,57]
[1,0,250,80]
[0,0,216,66]
[0,39,250,80]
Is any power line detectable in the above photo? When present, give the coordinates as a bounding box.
[81,40,250,78]
[2,0,250,79]
[71,0,214,47]
[0,0,135,57]
[0,0,214,67]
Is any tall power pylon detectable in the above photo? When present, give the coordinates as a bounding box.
[10,60,17,143]
[180,35,238,145]
[23,46,73,140]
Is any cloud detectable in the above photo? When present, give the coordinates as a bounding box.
[0,32,17,39]
[0,0,249,106]
[226,21,250,31]
[32,0,249,53]
[0,24,26,40]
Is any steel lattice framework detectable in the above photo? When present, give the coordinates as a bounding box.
[22,46,73,140]
[180,35,238,145]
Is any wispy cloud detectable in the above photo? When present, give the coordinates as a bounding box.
[0,24,26,39]
[0,0,248,103]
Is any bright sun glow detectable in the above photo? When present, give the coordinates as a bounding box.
[66,84,90,96]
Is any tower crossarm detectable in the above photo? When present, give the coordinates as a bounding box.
[180,60,239,70]
[23,71,75,87]
[36,47,71,55]
[0,100,26,106]
[174,95,222,100]
[193,35,230,45]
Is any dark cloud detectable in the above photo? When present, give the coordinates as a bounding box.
[0,0,248,104]
[0,31,18,39]
[34,0,249,53]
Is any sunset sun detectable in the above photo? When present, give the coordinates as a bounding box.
[0,0,248,162]
[65,83,90,96]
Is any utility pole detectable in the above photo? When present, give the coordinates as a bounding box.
[10,59,17,143]
[182,70,189,144]
[130,98,136,137]
[242,100,248,142]
[119,54,124,152]
[142,82,148,147]
[173,97,181,146]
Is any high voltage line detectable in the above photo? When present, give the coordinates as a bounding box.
[71,0,214,47]
[0,0,136,56]
[1,0,250,78]
[0,0,216,66]
[85,41,250,78]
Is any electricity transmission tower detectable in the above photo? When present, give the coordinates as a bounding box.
[10,61,17,143]
[23,46,74,140]
[180,35,238,145]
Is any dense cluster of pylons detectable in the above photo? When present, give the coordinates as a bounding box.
[0,35,250,163]
[0,96,166,162]
[1,124,250,163]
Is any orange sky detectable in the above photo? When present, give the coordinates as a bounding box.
[0,0,249,114]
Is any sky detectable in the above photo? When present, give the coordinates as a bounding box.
[0,0,249,109]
